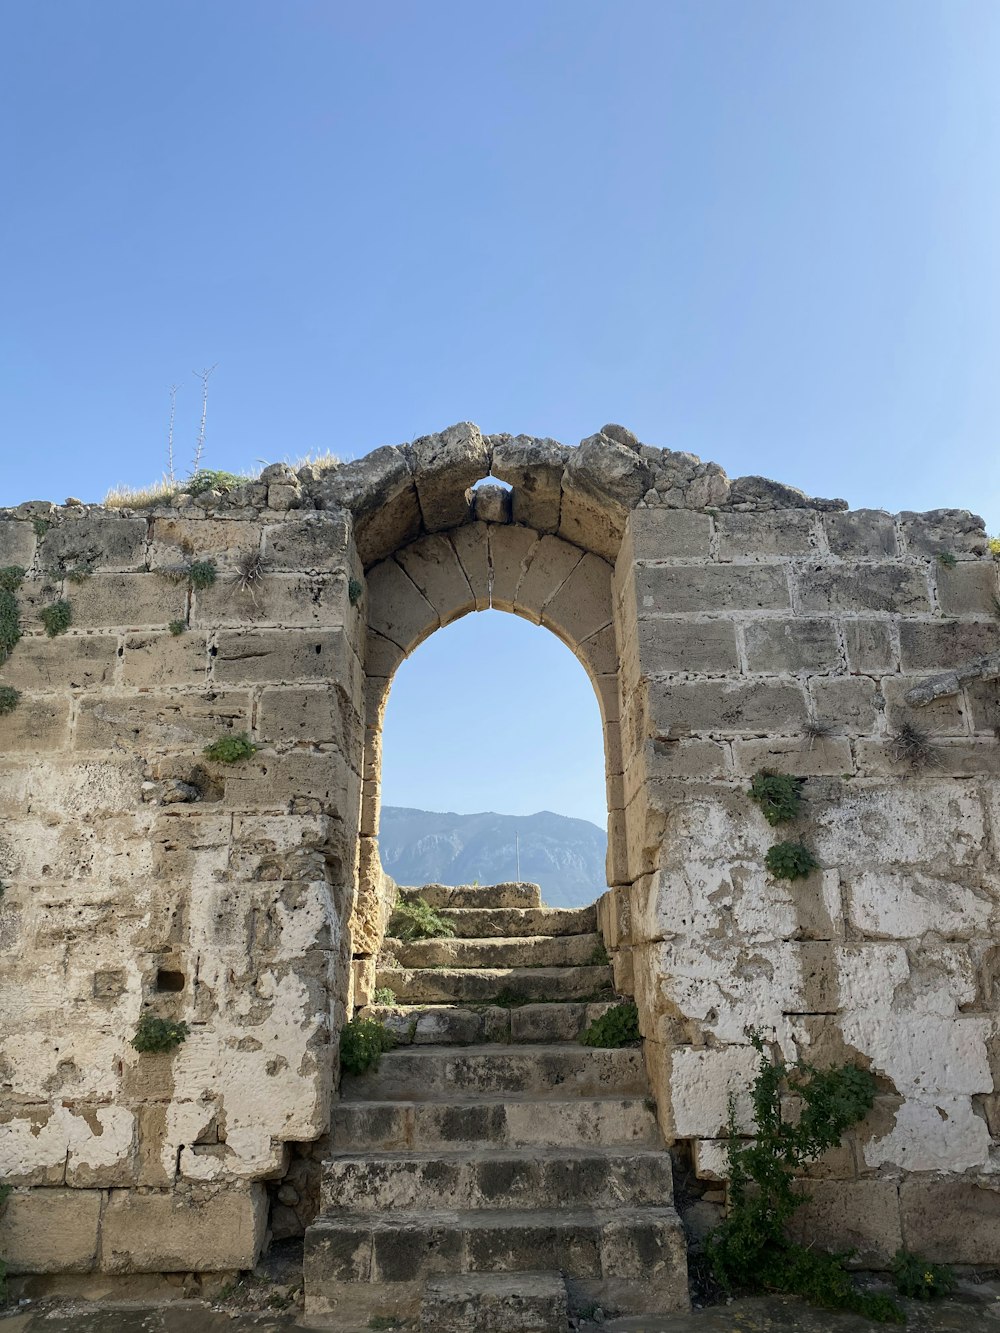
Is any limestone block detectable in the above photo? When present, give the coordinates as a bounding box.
[967,677,1000,732]
[69,573,187,628]
[881,674,966,733]
[668,1045,760,1138]
[716,510,818,560]
[793,565,931,614]
[213,626,359,686]
[559,483,625,562]
[75,691,251,752]
[258,685,354,748]
[221,750,360,815]
[935,560,1000,615]
[26,757,146,817]
[566,433,652,512]
[619,508,712,564]
[448,522,490,610]
[0,519,36,566]
[743,617,841,673]
[0,634,118,691]
[577,622,618,678]
[730,736,854,777]
[634,564,791,614]
[121,630,208,688]
[808,676,877,734]
[899,619,998,670]
[409,422,488,531]
[472,483,511,525]
[843,619,895,674]
[489,434,568,533]
[39,514,148,571]
[395,532,475,627]
[148,517,263,571]
[264,513,352,571]
[900,508,987,558]
[366,557,439,652]
[0,1188,103,1273]
[487,524,539,613]
[99,1184,267,1272]
[845,869,991,941]
[514,534,585,626]
[812,783,985,871]
[193,572,347,628]
[541,551,614,648]
[899,1178,1000,1263]
[646,678,807,737]
[787,1181,902,1267]
[364,629,405,679]
[627,616,740,676]
[315,446,421,567]
[823,509,898,558]
[624,741,729,808]
[0,697,70,752]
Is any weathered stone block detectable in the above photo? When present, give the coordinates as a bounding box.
[489,434,567,533]
[743,617,840,672]
[366,557,438,651]
[881,674,966,733]
[0,1187,103,1273]
[899,1178,1000,1264]
[148,517,262,571]
[634,564,790,614]
[395,532,475,627]
[793,565,930,614]
[787,1181,901,1267]
[75,691,251,752]
[0,697,70,752]
[99,1184,267,1272]
[221,750,360,813]
[843,619,895,673]
[0,519,36,567]
[314,446,420,567]
[808,676,877,734]
[855,737,1000,777]
[900,508,987,558]
[121,630,208,688]
[541,551,614,648]
[263,514,351,571]
[410,422,488,531]
[823,509,898,558]
[0,633,118,691]
[716,510,818,560]
[487,524,539,613]
[935,560,1000,615]
[668,1045,760,1138]
[731,735,854,777]
[258,686,354,748]
[213,627,359,685]
[472,483,511,525]
[194,572,347,628]
[514,534,585,625]
[69,573,187,628]
[620,508,713,562]
[899,620,998,670]
[628,617,739,675]
[646,679,807,736]
[40,514,148,571]
[448,522,490,610]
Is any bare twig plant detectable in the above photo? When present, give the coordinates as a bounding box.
[889,723,941,771]
[803,718,833,749]
[166,383,179,485]
[232,547,270,603]
[191,365,218,474]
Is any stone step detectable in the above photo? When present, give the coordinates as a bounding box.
[438,905,597,938]
[303,1208,689,1325]
[400,881,543,910]
[329,1095,663,1152]
[375,963,614,1005]
[340,1044,648,1101]
[321,1147,675,1214]
[420,1271,569,1333]
[361,999,617,1047]
[389,932,605,970]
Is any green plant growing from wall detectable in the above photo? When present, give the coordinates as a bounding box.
[339,1015,395,1075]
[705,1029,902,1323]
[0,686,21,715]
[580,1001,640,1048]
[936,550,958,568]
[188,559,217,590]
[891,1249,956,1301]
[203,733,257,764]
[40,599,72,637]
[371,986,397,1006]
[0,1181,10,1301]
[31,517,49,538]
[0,592,20,662]
[168,619,187,635]
[990,536,1000,558]
[132,1014,190,1054]
[589,940,610,966]
[0,566,25,593]
[749,771,806,825]
[187,469,245,497]
[348,577,363,606]
[65,565,93,584]
[765,841,819,881]
[389,897,456,942]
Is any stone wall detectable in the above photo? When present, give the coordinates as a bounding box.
[1,423,999,1274]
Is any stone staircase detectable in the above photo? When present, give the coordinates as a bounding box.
[302,882,689,1331]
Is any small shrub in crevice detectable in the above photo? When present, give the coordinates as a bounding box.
[31,517,50,538]
[936,550,958,569]
[492,987,532,1008]
[889,723,941,772]
[0,686,21,715]
[203,732,257,764]
[232,548,269,600]
[891,1248,956,1301]
[765,841,819,881]
[168,619,187,635]
[748,771,805,825]
[340,1015,395,1075]
[990,536,1000,559]
[65,565,93,584]
[589,940,610,966]
[187,469,246,497]
[802,718,833,747]
[580,1001,640,1048]
[0,590,19,662]
[188,559,217,590]
[0,566,25,593]
[389,897,456,942]
[131,1013,190,1053]
[371,986,397,1006]
[705,1029,901,1323]
[40,599,72,637]
[348,577,363,606]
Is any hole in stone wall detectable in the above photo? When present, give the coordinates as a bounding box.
[156,969,185,992]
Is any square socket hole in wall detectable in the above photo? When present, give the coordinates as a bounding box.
[156,969,185,993]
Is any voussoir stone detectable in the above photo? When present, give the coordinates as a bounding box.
[315,445,421,566]
[408,421,490,532]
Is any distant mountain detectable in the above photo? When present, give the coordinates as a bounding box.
[379,807,609,909]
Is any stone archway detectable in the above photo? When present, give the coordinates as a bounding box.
[348,511,625,982]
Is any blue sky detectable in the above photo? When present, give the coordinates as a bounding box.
[3,1,999,827]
